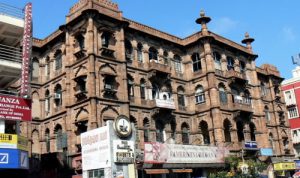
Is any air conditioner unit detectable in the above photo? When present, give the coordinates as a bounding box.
[54,93,61,99]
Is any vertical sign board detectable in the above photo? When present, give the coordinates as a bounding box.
[81,126,111,171]
[21,2,32,97]
[0,149,28,169]
[0,95,31,121]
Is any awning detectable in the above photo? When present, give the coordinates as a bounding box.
[145,169,169,174]
[171,169,193,173]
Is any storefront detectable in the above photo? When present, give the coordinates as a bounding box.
[139,142,227,178]
[273,161,296,177]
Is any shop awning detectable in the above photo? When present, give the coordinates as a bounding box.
[145,169,169,174]
[171,169,193,173]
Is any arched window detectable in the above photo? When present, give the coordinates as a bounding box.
[199,121,210,144]
[155,120,164,143]
[130,116,139,144]
[269,133,275,150]
[54,50,62,70]
[125,39,133,62]
[75,33,85,50]
[45,56,50,79]
[174,55,182,73]
[264,106,271,123]
[213,52,221,70]
[249,122,256,141]
[219,84,227,103]
[163,51,168,65]
[137,43,143,62]
[244,90,251,104]
[31,130,40,155]
[143,118,150,142]
[192,53,202,72]
[54,84,62,107]
[223,119,231,142]
[240,61,246,73]
[140,79,146,99]
[149,47,158,62]
[101,32,110,48]
[152,84,159,99]
[54,124,63,151]
[177,86,185,107]
[181,123,189,144]
[195,85,205,104]
[31,57,39,81]
[227,56,234,71]
[236,121,244,142]
[45,90,50,115]
[127,75,134,98]
[45,128,50,153]
[261,82,267,96]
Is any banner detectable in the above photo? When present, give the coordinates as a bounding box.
[260,148,273,156]
[144,142,227,164]
[81,126,111,170]
[0,134,28,151]
[0,95,31,121]
[273,162,295,171]
[0,149,29,169]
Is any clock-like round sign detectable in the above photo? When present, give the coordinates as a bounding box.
[114,115,132,138]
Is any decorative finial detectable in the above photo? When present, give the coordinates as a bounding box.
[245,32,250,38]
[241,32,255,53]
[200,10,205,17]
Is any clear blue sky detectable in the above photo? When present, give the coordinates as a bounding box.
[6,0,300,79]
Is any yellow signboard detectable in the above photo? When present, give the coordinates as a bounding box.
[0,133,17,144]
[274,162,295,171]
[0,133,28,151]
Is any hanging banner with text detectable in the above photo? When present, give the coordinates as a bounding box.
[81,126,111,171]
[144,142,228,164]
[0,95,31,121]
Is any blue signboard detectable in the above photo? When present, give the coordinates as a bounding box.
[0,148,28,169]
[260,148,273,156]
[244,141,258,149]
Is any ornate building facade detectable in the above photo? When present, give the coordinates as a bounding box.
[22,0,293,177]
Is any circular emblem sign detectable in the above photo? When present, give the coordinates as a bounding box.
[114,115,132,138]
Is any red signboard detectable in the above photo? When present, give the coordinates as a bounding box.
[0,95,31,121]
[20,3,32,97]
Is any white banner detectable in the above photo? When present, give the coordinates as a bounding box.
[144,142,227,164]
[81,126,111,170]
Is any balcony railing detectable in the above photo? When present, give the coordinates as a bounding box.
[232,95,252,112]
[149,61,171,74]
[0,44,22,63]
[154,99,175,109]
[0,3,24,19]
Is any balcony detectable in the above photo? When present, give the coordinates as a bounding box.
[232,95,253,113]
[149,61,171,74]
[153,99,175,109]
[226,70,248,85]
[99,47,115,58]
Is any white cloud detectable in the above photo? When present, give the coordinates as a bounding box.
[282,26,296,41]
[211,17,238,35]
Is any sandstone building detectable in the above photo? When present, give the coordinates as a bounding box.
[23,0,293,177]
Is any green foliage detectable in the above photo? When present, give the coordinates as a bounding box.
[208,155,267,178]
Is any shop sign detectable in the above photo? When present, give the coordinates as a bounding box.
[81,126,111,170]
[144,142,228,164]
[0,95,31,121]
[260,148,273,156]
[273,162,295,171]
[244,141,257,149]
[113,140,134,163]
[295,160,300,169]
[0,134,28,151]
[0,148,29,169]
